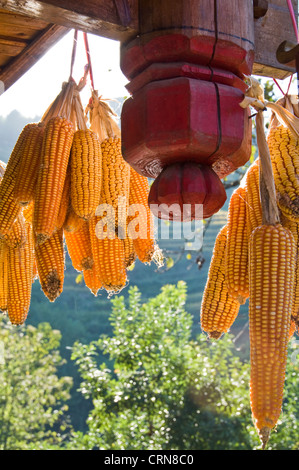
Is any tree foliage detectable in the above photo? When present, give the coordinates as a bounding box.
[0,316,73,450]
[70,284,245,449]
[71,282,299,451]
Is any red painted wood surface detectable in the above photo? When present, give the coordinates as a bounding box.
[148,162,227,221]
[121,32,254,81]
[121,76,249,179]
[125,62,247,96]
[119,0,254,219]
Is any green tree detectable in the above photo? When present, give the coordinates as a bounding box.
[71,283,254,450]
[71,282,299,450]
[0,316,73,450]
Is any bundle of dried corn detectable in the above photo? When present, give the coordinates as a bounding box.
[82,90,163,296]
[0,75,163,323]
[200,91,299,449]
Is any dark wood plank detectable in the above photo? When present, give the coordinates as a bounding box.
[0,38,28,57]
[0,23,50,40]
[0,24,70,91]
[253,0,298,79]
[0,0,138,42]
[253,0,269,18]
[0,10,49,29]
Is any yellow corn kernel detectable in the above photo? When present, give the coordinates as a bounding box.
[200,225,240,339]
[100,136,130,232]
[89,215,127,294]
[226,185,249,304]
[243,159,262,235]
[128,168,158,264]
[4,212,27,249]
[0,241,8,312]
[34,228,65,302]
[249,223,296,449]
[0,123,36,237]
[55,166,71,231]
[70,129,102,220]
[7,222,35,325]
[63,205,85,233]
[33,116,74,245]
[123,234,137,268]
[267,126,299,221]
[64,220,93,272]
[23,201,34,225]
[281,213,299,327]
[13,122,45,206]
[83,265,102,297]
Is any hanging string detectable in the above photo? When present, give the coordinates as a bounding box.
[286,74,293,95]
[273,78,286,97]
[286,0,299,43]
[69,30,78,81]
[286,0,299,98]
[83,32,95,91]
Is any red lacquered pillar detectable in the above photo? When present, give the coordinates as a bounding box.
[120,0,255,220]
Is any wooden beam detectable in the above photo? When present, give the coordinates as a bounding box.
[253,0,298,79]
[0,24,70,91]
[0,0,297,87]
[0,0,138,42]
[0,38,28,57]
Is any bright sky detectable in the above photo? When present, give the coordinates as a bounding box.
[0,29,297,119]
[0,30,129,119]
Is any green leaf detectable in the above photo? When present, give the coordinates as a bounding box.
[75,274,83,284]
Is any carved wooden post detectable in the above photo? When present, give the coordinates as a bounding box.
[120,0,255,220]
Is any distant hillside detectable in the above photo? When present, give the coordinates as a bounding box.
[0,110,41,163]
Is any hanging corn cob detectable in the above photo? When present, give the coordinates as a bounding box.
[0,123,36,238]
[200,225,240,339]
[225,185,249,304]
[34,228,65,302]
[128,168,161,264]
[267,125,299,221]
[3,212,27,249]
[0,241,8,312]
[64,220,94,272]
[32,79,76,245]
[249,223,295,447]
[6,222,35,325]
[55,165,71,231]
[13,122,45,206]
[123,234,137,269]
[89,215,127,295]
[280,213,299,328]
[83,264,102,297]
[243,159,262,234]
[33,116,74,245]
[0,165,27,249]
[86,91,130,235]
[248,110,296,449]
[70,128,102,220]
[100,135,130,232]
[70,89,102,221]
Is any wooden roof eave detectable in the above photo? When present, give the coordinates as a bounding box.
[0,23,70,92]
[0,0,297,93]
